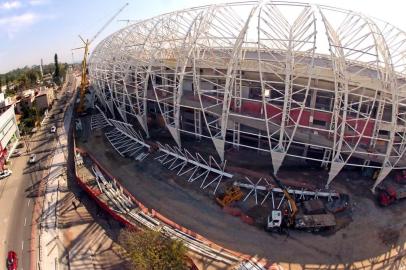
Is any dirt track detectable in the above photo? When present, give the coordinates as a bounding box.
[77,118,406,269]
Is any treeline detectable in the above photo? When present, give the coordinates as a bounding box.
[0,54,68,97]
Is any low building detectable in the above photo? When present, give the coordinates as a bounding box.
[0,93,13,114]
[0,105,20,168]
[14,87,55,114]
[15,89,35,114]
[35,87,55,111]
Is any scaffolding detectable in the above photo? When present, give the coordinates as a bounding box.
[89,1,406,191]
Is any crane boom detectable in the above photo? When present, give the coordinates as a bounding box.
[270,174,298,226]
[74,2,129,113]
[90,3,129,44]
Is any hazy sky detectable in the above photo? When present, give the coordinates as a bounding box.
[1,0,406,73]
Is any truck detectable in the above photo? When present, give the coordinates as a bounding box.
[294,212,336,232]
[267,209,336,232]
[378,185,406,206]
[266,175,336,232]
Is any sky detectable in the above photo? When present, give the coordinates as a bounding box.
[0,0,406,73]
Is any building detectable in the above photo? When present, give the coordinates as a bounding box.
[15,89,36,114]
[0,105,20,168]
[35,87,55,111]
[15,87,55,114]
[89,1,406,191]
[0,93,13,114]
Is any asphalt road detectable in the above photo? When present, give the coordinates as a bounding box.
[0,72,76,270]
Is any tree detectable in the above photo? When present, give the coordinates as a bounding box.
[17,73,28,90]
[26,69,38,86]
[54,53,61,85]
[118,229,188,270]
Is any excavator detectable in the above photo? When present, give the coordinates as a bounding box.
[266,174,335,232]
[73,3,129,114]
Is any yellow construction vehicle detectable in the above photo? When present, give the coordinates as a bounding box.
[216,185,243,207]
[73,3,129,114]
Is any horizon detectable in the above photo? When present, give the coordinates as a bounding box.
[1,0,406,74]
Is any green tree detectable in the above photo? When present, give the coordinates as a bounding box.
[118,229,188,270]
[17,73,28,90]
[26,69,38,86]
[54,53,61,85]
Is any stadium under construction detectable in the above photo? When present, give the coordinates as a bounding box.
[88,1,406,192]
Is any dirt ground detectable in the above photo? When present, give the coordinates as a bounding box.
[76,115,406,270]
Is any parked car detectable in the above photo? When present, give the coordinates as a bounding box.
[6,251,17,270]
[29,154,37,164]
[0,169,12,179]
[50,125,56,133]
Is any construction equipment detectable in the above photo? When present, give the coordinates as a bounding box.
[294,213,336,232]
[378,185,406,206]
[73,3,129,114]
[216,185,243,207]
[266,174,336,232]
[268,174,298,227]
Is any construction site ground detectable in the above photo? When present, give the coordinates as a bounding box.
[76,116,406,269]
[58,175,127,269]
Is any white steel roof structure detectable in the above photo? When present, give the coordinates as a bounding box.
[89,1,406,191]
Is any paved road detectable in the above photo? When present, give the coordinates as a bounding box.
[0,73,76,270]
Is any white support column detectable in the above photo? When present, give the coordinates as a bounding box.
[194,109,202,140]
[215,5,259,161]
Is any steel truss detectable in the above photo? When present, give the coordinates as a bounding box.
[90,106,112,130]
[234,177,339,207]
[90,1,406,191]
[93,165,136,213]
[100,115,150,158]
[90,162,240,265]
[155,142,233,194]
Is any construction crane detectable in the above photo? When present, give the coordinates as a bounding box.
[73,2,129,113]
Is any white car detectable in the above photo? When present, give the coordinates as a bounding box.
[50,126,56,133]
[0,169,12,179]
[29,154,37,164]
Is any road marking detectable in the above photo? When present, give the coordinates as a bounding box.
[28,199,31,206]
[21,240,24,250]
[24,217,27,226]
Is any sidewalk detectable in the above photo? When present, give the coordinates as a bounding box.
[39,75,127,270]
[38,80,73,269]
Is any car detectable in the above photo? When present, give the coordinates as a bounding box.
[29,154,37,164]
[50,125,56,133]
[0,169,12,179]
[6,251,17,270]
